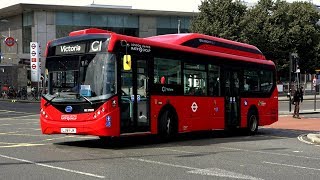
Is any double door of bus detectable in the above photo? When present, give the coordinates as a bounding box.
[120,55,151,133]
[224,70,240,128]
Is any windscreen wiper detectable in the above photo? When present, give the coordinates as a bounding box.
[44,96,57,106]
[78,94,93,105]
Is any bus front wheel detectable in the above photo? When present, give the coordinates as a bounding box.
[247,111,258,135]
[158,110,176,139]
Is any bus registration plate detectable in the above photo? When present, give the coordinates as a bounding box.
[61,128,77,134]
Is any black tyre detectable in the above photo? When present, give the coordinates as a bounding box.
[98,136,113,145]
[158,110,176,139]
[247,111,258,135]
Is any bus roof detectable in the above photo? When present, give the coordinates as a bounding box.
[56,28,274,67]
[145,33,266,60]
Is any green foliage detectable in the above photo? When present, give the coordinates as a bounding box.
[190,0,247,41]
[191,0,320,75]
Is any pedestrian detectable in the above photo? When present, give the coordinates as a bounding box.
[292,87,303,119]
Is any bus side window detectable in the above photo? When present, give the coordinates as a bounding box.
[208,64,220,96]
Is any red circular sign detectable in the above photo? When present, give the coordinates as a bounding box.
[4,37,15,47]
[32,64,37,69]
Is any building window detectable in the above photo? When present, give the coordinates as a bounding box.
[157,16,191,35]
[22,12,33,53]
[56,12,139,38]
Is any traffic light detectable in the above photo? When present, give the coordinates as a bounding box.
[290,53,299,73]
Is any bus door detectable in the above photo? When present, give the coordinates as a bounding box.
[224,70,240,127]
[120,55,150,133]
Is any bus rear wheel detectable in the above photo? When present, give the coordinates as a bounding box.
[247,111,258,135]
[158,110,176,139]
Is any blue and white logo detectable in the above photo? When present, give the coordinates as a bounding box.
[106,116,112,127]
[65,106,73,113]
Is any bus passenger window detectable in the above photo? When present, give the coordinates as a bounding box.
[208,64,220,96]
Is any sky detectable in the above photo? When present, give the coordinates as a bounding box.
[0,0,319,13]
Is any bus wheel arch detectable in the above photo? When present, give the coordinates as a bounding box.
[247,106,259,135]
[158,104,178,138]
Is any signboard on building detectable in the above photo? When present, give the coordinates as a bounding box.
[30,42,41,82]
[4,37,15,47]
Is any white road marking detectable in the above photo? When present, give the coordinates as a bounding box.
[0,143,45,148]
[0,114,39,120]
[0,129,40,135]
[0,110,16,112]
[12,114,39,118]
[0,133,43,137]
[189,168,263,180]
[263,161,320,171]
[297,134,314,145]
[130,158,263,179]
[157,148,197,154]
[0,154,105,178]
[0,122,38,126]
[220,147,320,160]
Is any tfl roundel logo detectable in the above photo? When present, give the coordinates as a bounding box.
[65,106,73,113]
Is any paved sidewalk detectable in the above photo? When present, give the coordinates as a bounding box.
[265,116,320,144]
[279,109,320,115]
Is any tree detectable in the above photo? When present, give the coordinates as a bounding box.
[190,0,247,41]
[240,0,320,75]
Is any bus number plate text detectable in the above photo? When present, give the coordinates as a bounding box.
[61,128,77,134]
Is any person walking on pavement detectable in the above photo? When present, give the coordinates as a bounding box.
[293,86,303,119]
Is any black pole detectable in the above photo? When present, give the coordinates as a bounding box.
[289,53,292,112]
[314,86,316,111]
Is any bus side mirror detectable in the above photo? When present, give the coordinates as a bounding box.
[123,55,131,71]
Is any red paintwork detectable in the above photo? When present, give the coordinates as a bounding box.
[107,33,274,66]
[150,96,225,133]
[69,28,114,36]
[41,28,278,137]
[145,33,266,60]
[240,89,279,128]
[40,96,121,136]
[44,40,52,57]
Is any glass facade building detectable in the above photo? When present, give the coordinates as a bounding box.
[21,11,192,53]
[56,12,140,38]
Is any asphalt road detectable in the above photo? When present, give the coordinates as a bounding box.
[0,101,320,179]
